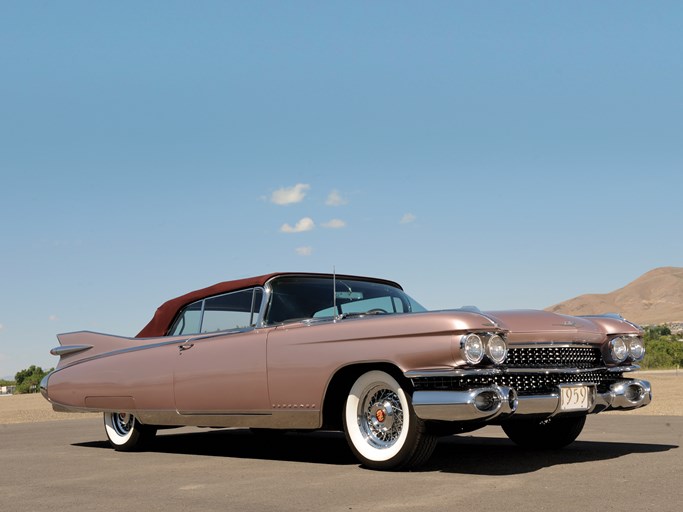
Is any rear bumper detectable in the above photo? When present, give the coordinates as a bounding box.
[412,379,651,422]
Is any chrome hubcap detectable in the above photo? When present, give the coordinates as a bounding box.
[359,386,404,449]
[112,413,134,436]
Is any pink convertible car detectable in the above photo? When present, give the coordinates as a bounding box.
[42,272,651,470]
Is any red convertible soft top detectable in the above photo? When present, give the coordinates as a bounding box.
[136,273,280,338]
[136,272,403,338]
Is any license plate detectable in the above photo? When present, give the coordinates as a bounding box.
[560,385,590,411]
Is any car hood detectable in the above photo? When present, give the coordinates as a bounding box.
[483,309,640,343]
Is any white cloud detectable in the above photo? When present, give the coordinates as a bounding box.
[271,183,310,205]
[296,246,313,256]
[322,219,346,229]
[326,190,347,206]
[280,217,315,233]
[0,323,4,331]
[400,213,416,224]
[48,315,59,322]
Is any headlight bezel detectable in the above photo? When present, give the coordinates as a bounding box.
[604,335,645,364]
[627,336,645,362]
[607,336,629,364]
[461,332,508,365]
[486,334,508,364]
[462,333,485,365]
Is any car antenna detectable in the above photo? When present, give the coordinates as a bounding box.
[333,265,337,317]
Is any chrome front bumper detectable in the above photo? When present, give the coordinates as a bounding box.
[412,379,652,422]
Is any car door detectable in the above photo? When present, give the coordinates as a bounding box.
[172,288,270,414]
[173,329,270,413]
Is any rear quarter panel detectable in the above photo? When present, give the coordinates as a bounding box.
[47,342,178,411]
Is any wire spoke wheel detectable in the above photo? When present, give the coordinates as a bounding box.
[359,386,404,449]
[343,370,436,470]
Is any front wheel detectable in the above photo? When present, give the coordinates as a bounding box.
[343,370,436,470]
[103,412,157,451]
[502,415,586,449]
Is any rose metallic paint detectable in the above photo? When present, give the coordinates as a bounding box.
[41,272,651,470]
[46,310,495,419]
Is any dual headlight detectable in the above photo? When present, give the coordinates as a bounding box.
[462,333,507,365]
[607,336,645,363]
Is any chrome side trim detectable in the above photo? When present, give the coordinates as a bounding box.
[54,338,186,370]
[50,345,93,356]
[134,409,320,429]
[43,398,322,428]
[54,331,239,370]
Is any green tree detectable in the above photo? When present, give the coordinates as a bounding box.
[644,325,672,339]
[641,325,683,369]
[14,365,53,394]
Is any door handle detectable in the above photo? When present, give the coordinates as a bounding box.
[178,343,194,352]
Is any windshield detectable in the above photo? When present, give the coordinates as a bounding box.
[265,276,426,324]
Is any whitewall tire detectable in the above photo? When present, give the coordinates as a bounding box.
[103,412,156,451]
[343,370,436,470]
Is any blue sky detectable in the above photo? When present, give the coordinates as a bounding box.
[1,1,682,379]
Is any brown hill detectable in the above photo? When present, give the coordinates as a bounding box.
[545,267,683,325]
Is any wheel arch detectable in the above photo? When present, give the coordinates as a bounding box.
[321,362,410,430]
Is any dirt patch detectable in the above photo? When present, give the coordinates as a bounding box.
[0,393,96,424]
[1,371,680,425]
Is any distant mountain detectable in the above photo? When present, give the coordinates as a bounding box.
[545,267,683,325]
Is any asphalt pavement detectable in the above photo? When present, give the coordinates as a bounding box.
[1,414,681,512]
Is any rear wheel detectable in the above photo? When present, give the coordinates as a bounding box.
[103,412,157,451]
[343,370,436,470]
[502,415,586,449]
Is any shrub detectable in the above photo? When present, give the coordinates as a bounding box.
[14,365,53,394]
[641,326,683,369]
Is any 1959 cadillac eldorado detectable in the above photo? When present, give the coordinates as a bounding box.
[41,272,651,470]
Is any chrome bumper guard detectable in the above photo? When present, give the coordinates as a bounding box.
[412,379,651,422]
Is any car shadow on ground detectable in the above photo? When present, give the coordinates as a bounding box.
[75,429,358,466]
[73,428,678,474]
[423,435,678,474]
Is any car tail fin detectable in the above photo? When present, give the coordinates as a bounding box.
[52,331,136,369]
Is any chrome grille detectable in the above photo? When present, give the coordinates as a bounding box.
[505,346,602,369]
[412,372,619,395]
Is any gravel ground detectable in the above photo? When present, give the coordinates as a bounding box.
[0,370,680,425]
